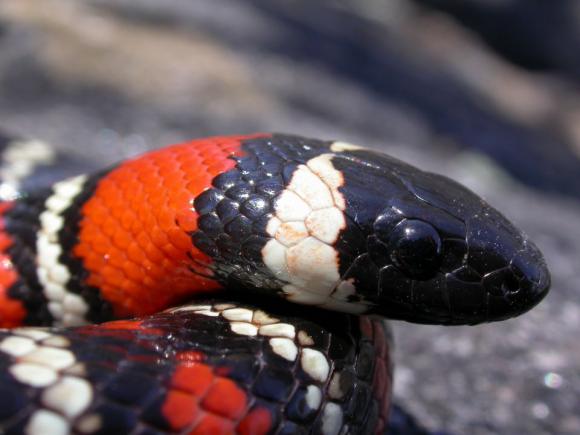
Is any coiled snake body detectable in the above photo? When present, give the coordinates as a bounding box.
[0,133,550,434]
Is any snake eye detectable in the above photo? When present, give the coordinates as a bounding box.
[383,219,442,280]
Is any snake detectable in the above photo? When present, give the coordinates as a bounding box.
[0,133,550,435]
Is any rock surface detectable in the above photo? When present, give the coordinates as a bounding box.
[0,1,579,434]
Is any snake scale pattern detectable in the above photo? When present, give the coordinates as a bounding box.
[0,133,550,434]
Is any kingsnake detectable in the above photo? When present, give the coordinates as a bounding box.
[0,133,550,434]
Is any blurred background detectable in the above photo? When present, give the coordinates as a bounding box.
[0,1,579,434]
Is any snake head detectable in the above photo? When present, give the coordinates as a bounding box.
[332,148,550,325]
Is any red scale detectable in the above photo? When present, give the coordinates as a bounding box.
[73,134,267,318]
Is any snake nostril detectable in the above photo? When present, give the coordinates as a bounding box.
[502,272,521,295]
[483,269,518,297]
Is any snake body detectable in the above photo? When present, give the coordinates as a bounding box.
[0,133,550,434]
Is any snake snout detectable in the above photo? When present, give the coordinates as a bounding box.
[358,184,551,325]
[483,239,551,321]
[451,207,552,324]
[371,226,551,325]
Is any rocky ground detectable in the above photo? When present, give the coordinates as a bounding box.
[0,1,579,434]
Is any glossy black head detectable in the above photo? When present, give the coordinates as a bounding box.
[332,148,550,325]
